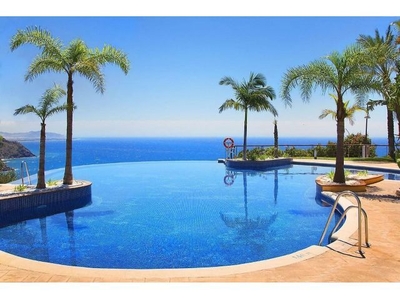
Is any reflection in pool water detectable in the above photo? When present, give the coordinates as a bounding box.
[0,161,348,269]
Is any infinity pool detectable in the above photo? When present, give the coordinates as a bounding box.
[0,161,352,269]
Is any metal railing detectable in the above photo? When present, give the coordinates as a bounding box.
[20,161,31,185]
[318,190,370,255]
[227,143,389,159]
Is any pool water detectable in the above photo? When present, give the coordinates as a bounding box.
[0,161,346,269]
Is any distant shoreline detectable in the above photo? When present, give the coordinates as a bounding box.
[0,131,65,142]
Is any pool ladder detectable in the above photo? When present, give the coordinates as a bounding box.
[318,190,370,255]
[20,161,31,186]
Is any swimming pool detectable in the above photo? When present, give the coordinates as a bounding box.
[0,161,370,269]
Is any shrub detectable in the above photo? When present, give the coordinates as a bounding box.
[237,147,284,160]
[326,170,335,180]
[14,184,27,192]
[0,170,17,183]
[234,134,378,160]
[357,170,369,177]
[46,179,59,187]
[344,133,376,158]
[284,146,312,157]
[0,160,17,183]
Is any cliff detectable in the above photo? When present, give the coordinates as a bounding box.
[0,137,35,160]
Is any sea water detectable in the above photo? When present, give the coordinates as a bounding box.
[4,136,389,178]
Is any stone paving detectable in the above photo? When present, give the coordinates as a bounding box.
[0,159,399,283]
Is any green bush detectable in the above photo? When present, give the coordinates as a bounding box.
[47,179,59,186]
[238,147,284,160]
[0,170,17,183]
[284,146,312,157]
[309,142,336,157]
[14,184,27,192]
[234,133,377,160]
[312,134,376,158]
[343,133,376,157]
[0,159,17,183]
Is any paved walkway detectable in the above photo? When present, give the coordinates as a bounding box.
[0,159,400,283]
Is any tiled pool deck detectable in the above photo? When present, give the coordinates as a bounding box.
[0,159,399,282]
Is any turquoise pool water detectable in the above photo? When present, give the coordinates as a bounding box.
[0,161,352,269]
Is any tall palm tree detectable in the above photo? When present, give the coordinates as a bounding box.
[318,94,366,126]
[281,45,376,183]
[14,84,67,189]
[357,26,398,160]
[219,72,277,160]
[10,26,130,184]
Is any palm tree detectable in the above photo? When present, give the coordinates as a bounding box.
[318,94,366,126]
[357,26,398,160]
[281,45,376,183]
[219,72,277,160]
[10,26,130,184]
[14,84,67,189]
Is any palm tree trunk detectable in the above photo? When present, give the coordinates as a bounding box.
[387,107,396,161]
[273,120,278,158]
[334,100,346,183]
[394,107,400,145]
[63,74,74,185]
[36,123,46,189]
[243,108,248,160]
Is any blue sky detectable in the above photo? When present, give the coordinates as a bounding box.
[0,1,398,138]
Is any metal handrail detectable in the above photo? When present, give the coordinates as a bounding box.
[20,161,31,185]
[318,190,369,255]
[328,205,370,249]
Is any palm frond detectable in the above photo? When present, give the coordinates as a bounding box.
[318,109,336,120]
[14,105,37,116]
[10,26,63,59]
[280,59,334,105]
[25,55,64,81]
[94,45,130,74]
[218,99,244,113]
[219,76,238,88]
[14,84,67,122]
[78,67,105,94]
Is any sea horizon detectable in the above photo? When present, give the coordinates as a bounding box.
[3,136,391,180]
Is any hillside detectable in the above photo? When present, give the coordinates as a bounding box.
[0,137,35,160]
[0,131,64,141]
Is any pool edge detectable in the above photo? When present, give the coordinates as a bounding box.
[0,192,357,280]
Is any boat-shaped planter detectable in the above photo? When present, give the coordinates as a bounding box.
[315,173,384,193]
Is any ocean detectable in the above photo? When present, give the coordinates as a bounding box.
[4,136,389,179]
